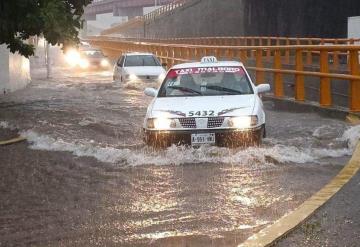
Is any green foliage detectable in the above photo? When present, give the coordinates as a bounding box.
[0,0,92,57]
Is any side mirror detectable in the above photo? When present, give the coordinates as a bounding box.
[144,88,158,97]
[256,84,271,94]
[162,63,167,67]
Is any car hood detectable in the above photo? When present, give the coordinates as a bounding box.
[151,95,256,117]
[124,66,165,76]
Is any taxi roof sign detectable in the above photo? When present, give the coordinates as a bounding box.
[201,56,218,63]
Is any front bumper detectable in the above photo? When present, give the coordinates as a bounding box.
[124,77,160,84]
[143,126,264,147]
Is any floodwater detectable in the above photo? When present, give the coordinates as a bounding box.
[0,62,358,246]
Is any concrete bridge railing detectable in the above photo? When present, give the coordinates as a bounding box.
[86,37,360,113]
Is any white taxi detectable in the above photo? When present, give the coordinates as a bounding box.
[113,52,166,83]
[143,56,270,147]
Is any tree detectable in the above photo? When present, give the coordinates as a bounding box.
[0,0,92,57]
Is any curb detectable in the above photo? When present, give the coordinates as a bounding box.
[263,95,360,121]
[239,142,360,247]
[0,136,27,146]
[346,113,360,124]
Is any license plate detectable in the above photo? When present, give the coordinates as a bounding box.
[191,133,216,145]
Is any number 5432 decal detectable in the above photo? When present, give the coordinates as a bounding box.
[188,111,215,117]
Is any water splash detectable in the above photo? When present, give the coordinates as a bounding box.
[21,125,358,166]
[0,121,10,129]
[339,124,360,150]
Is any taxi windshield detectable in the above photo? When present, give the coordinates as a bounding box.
[158,66,253,97]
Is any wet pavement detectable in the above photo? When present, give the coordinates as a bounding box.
[276,165,360,247]
[0,63,358,246]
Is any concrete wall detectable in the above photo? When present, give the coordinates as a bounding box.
[0,45,31,95]
[348,16,360,41]
[144,0,246,38]
[120,0,360,38]
[243,0,360,38]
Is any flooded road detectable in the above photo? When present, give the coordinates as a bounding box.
[0,65,358,246]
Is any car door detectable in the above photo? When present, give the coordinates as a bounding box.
[114,55,125,81]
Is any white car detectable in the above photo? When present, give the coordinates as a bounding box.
[113,53,166,83]
[143,56,271,147]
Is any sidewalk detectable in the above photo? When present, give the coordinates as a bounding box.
[276,170,360,246]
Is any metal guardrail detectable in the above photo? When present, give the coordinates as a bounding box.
[86,37,360,112]
[122,36,360,46]
[101,0,190,35]
[143,0,188,21]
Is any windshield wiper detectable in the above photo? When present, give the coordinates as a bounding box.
[205,85,245,95]
[167,86,202,95]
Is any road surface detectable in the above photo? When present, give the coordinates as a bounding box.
[0,64,358,246]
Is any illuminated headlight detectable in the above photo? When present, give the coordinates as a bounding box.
[79,59,89,69]
[100,59,109,67]
[65,49,80,67]
[227,116,258,129]
[129,74,138,81]
[147,118,176,129]
[158,73,166,81]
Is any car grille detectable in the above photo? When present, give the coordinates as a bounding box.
[137,75,158,80]
[207,117,225,128]
[179,118,196,128]
[178,117,225,129]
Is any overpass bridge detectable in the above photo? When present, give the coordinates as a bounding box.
[84,0,176,20]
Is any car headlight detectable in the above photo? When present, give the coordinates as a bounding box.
[65,49,80,67]
[227,116,258,129]
[79,59,89,69]
[147,118,176,129]
[158,73,166,81]
[100,59,109,67]
[129,74,138,81]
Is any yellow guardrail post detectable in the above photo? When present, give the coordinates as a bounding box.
[295,49,305,101]
[307,39,313,65]
[250,38,256,57]
[274,49,284,97]
[240,49,247,64]
[256,48,265,84]
[285,38,290,64]
[349,50,360,112]
[320,50,332,107]
[266,38,272,61]
[333,39,340,69]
